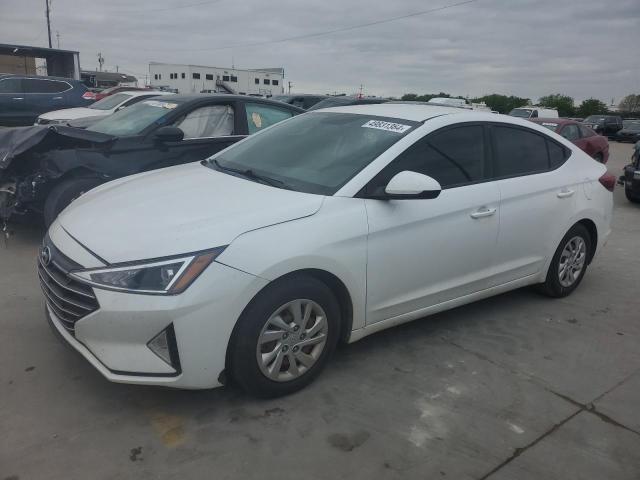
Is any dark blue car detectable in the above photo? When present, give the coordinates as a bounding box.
[0,74,95,126]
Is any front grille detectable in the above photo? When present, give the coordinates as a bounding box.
[38,236,99,335]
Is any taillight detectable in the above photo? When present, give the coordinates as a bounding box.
[598,172,616,192]
[82,91,96,100]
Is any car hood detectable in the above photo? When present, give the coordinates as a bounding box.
[40,107,109,121]
[58,162,325,263]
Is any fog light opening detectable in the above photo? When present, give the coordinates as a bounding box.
[147,324,181,372]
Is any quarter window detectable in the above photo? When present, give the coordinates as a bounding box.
[367,125,486,191]
[548,141,568,169]
[492,126,549,177]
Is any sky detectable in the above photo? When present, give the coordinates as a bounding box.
[1,0,639,104]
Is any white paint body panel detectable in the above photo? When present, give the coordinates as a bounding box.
[48,105,613,389]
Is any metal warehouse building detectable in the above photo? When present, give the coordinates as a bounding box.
[148,62,284,96]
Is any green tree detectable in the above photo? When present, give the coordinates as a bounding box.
[469,94,531,114]
[618,94,640,113]
[577,98,608,118]
[538,93,575,117]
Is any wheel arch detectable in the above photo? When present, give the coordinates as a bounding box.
[576,218,598,264]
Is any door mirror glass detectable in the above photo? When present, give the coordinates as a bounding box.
[384,171,442,199]
[154,126,184,142]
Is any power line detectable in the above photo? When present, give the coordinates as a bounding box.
[158,0,481,53]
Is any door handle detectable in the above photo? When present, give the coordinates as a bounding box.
[53,96,63,100]
[557,189,575,198]
[12,97,24,100]
[470,207,497,219]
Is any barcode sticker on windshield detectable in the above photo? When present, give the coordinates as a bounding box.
[362,120,411,133]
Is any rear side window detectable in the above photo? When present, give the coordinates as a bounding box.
[579,125,595,137]
[369,125,486,190]
[548,141,568,169]
[245,103,294,134]
[22,79,69,93]
[492,126,548,177]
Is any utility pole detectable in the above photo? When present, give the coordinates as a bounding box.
[358,84,363,98]
[116,65,119,72]
[45,0,52,48]
[56,31,60,48]
[97,52,104,72]
[288,81,292,94]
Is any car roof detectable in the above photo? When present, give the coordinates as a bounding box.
[119,90,173,98]
[313,103,476,122]
[164,93,304,111]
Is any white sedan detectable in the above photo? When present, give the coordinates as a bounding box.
[34,90,173,125]
[41,104,614,397]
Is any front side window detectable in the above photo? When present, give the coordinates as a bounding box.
[210,112,418,195]
[560,124,580,141]
[493,125,549,177]
[0,77,23,93]
[245,103,294,134]
[173,104,234,138]
[366,125,486,192]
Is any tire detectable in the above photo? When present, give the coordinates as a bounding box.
[43,177,103,227]
[228,275,341,397]
[536,224,592,298]
[625,187,640,203]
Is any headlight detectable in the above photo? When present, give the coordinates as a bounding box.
[70,247,226,294]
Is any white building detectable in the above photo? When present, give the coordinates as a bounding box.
[148,62,284,96]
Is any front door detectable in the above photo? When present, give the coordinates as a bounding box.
[363,124,500,324]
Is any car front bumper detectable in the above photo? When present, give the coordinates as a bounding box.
[43,237,269,389]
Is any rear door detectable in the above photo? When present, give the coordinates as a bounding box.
[0,77,26,125]
[491,124,575,283]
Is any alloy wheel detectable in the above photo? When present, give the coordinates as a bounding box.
[256,299,328,382]
[558,236,586,287]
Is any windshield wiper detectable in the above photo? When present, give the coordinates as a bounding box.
[212,159,291,189]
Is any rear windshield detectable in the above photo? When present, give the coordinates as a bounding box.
[89,93,131,110]
[584,116,605,124]
[509,108,533,118]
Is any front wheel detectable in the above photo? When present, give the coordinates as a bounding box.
[537,224,592,298]
[229,275,341,397]
[43,177,103,227]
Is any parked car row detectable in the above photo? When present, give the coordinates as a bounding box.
[0,95,303,226]
[530,118,609,163]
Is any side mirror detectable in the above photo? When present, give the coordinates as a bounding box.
[384,171,442,199]
[154,126,184,142]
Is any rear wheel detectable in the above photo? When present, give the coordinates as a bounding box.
[229,275,341,397]
[43,177,103,227]
[537,224,591,298]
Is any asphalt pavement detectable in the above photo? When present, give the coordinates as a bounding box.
[1,142,638,480]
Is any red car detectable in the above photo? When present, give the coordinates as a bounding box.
[530,118,609,163]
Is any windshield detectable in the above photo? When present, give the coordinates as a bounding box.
[87,98,181,136]
[208,112,418,195]
[539,122,559,131]
[89,93,132,110]
[584,116,605,124]
[509,108,533,118]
